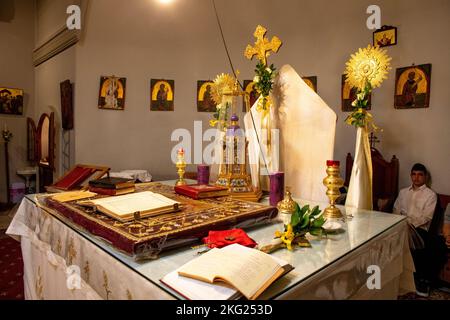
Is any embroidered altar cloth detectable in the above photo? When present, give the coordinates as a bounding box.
[39,183,277,260]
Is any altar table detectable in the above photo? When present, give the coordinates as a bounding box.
[6,181,415,300]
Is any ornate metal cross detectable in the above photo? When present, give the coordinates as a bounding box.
[244,25,282,66]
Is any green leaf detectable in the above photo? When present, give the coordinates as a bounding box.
[300,204,310,217]
[300,211,311,229]
[310,206,321,217]
[290,210,300,227]
[312,215,326,228]
[309,227,324,237]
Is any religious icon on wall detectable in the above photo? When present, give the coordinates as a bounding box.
[243,80,259,112]
[0,87,23,115]
[98,76,126,110]
[60,80,73,130]
[150,79,174,111]
[197,80,215,112]
[373,25,397,47]
[341,75,371,112]
[394,64,431,109]
[302,76,318,93]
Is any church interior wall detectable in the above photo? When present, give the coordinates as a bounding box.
[74,0,449,194]
[1,0,449,202]
[0,0,36,202]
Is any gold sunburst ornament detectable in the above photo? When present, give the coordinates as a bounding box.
[211,73,236,105]
[345,44,392,90]
[344,45,392,129]
[209,73,237,129]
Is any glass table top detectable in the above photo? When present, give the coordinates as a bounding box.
[26,181,406,299]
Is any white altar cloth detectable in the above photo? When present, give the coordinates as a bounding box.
[7,185,415,300]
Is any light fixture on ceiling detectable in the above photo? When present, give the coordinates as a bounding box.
[158,0,174,4]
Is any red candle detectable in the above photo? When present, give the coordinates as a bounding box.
[327,160,340,167]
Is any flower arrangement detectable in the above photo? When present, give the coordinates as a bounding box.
[274,203,326,251]
[344,44,391,130]
[253,62,277,114]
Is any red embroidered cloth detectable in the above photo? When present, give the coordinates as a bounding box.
[202,229,257,249]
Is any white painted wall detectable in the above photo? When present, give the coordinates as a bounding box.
[4,0,450,201]
[0,0,35,202]
[74,0,449,194]
[34,47,76,178]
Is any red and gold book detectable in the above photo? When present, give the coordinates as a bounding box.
[174,184,229,200]
[88,186,135,196]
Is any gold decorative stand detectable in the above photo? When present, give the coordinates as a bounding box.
[175,148,187,186]
[214,77,262,202]
[322,160,344,219]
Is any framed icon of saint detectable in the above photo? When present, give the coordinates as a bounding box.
[394,64,431,109]
[197,80,215,112]
[0,87,24,115]
[243,80,259,112]
[302,76,318,93]
[98,76,126,110]
[151,79,174,111]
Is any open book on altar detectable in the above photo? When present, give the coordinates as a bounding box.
[77,191,180,222]
[161,244,293,300]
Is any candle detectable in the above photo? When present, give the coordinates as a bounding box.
[327,160,340,167]
[197,164,210,185]
[269,172,285,206]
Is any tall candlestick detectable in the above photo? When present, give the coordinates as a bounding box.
[322,160,344,219]
[175,148,187,186]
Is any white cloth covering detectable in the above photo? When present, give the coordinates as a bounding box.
[244,65,336,202]
[6,196,415,300]
[6,199,173,300]
[109,170,152,182]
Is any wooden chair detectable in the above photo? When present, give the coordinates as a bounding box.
[345,148,399,212]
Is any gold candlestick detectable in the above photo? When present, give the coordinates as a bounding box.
[175,148,187,186]
[322,160,344,219]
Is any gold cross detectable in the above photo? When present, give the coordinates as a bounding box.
[244,25,282,66]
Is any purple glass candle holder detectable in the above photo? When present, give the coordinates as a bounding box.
[197,165,210,185]
[269,172,285,206]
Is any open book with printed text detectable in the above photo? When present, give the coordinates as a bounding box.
[77,191,180,222]
[161,244,293,300]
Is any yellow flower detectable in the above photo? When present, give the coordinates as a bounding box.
[276,224,295,251]
[209,119,218,127]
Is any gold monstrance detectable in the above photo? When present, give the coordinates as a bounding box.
[214,75,262,202]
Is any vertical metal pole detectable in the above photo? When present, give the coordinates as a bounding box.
[4,141,10,204]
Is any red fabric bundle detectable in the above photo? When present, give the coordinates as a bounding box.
[202,229,257,249]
